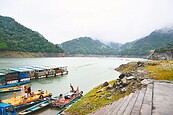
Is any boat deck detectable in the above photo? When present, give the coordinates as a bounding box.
[2,90,50,107]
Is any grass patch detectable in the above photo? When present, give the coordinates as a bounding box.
[144,60,173,81]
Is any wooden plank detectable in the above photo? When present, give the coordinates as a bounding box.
[116,93,133,115]
[123,90,140,115]
[109,95,129,115]
[130,88,146,115]
[106,97,125,115]
[140,83,153,115]
[101,101,118,115]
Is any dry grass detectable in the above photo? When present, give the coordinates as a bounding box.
[144,60,173,81]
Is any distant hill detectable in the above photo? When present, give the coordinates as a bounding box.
[60,27,173,56]
[120,27,173,56]
[0,15,63,53]
[60,37,120,55]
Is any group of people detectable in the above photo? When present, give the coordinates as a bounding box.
[56,83,80,103]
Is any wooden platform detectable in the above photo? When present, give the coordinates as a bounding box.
[89,80,173,115]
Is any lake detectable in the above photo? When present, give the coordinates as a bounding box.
[0,57,144,114]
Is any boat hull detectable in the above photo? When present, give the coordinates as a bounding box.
[0,80,30,88]
[18,101,49,115]
[50,94,82,108]
[0,86,21,93]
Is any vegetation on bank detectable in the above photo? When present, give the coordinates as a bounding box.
[60,37,119,55]
[0,15,63,53]
[116,60,173,81]
[144,60,173,81]
[66,80,130,115]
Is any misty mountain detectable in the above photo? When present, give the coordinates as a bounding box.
[60,37,120,55]
[120,27,173,56]
[60,27,173,56]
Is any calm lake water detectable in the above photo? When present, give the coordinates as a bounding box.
[0,57,144,114]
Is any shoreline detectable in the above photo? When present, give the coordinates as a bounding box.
[0,51,147,58]
[65,60,173,115]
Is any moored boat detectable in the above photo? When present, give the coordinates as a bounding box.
[50,85,83,108]
[2,86,51,109]
[18,100,50,115]
[0,68,30,89]
[0,85,21,93]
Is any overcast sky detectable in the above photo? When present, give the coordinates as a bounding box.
[0,0,173,44]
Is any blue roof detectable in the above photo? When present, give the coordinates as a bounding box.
[0,103,12,108]
[0,69,15,74]
[9,68,30,72]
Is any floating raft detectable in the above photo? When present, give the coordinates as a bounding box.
[2,89,50,107]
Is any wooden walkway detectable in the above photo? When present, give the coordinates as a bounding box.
[89,80,173,115]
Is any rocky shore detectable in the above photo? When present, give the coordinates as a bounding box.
[65,60,173,115]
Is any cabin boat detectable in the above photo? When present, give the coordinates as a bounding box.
[51,66,68,76]
[0,65,68,82]
[0,69,18,87]
[9,68,31,82]
[0,69,30,89]
[32,66,55,77]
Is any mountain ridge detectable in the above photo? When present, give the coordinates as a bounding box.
[0,15,63,53]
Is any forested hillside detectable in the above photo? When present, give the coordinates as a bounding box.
[60,37,119,55]
[120,28,173,56]
[0,15,63,53]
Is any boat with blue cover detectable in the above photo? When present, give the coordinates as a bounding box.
[0,69,30,89]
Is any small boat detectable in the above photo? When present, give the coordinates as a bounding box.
[50,91,83,108]
[0,85,21,93]
[18,101,50,115]
[56,97,81,115]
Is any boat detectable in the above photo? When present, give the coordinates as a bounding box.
[2,86,52,109]
[18,100,50,115]
[0,103,17,115]
[0,85,21,93]
[50,90,83,108]
[56,97,81,115]
[0,68,30,89]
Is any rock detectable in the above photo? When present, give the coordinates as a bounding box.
[112,82,117,88]
[141,79,152,85]
[102,81,109,87]
[127,76,136,80]
[121,87,127,93]
[119,73,126,79]
[122,77,127,84]
[137,61,144,67]
[106,84,113,90]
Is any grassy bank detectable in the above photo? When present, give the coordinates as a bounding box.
[65,80,130,115]
[144,60,173,81]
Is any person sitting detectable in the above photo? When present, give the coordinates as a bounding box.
[64,92,74,99]
[57,94,65,103]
